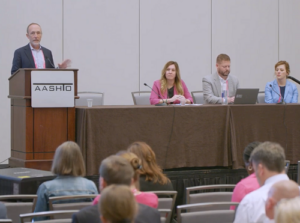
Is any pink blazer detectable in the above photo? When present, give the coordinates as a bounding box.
[150,79,193,105]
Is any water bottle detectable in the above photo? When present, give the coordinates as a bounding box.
[222,83,228,105]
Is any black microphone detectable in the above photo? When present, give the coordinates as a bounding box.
[45,56,55,68]
[144,83,167,106]
[287,76,300,85]
[269,84,286,104]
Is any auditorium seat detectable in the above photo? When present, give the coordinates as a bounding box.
[257,91,266,104]
[158,209,172,223]
[177,202,239,223]
[191,91,204,104]
[49,195,97,219]
[0,220,12,223]
[76,91,104,106]
[131,91,151,105]
[20,210,78,223]
[0,195,37,223]
[186,184,235,210]
[149,191,177,223]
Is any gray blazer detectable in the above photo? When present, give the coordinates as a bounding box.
[202,72,239,104]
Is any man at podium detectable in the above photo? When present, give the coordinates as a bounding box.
[11,23,70,75]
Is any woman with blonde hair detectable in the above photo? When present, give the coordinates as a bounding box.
[34,141,98,221]
[99,185,137,223]
[150,61,193,105]
[275,197,300,223]
[127,141,173,191]
[265,61,298,103]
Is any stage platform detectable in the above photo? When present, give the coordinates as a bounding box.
[0,166,298,208]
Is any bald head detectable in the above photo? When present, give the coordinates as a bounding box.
[265,180,300,219]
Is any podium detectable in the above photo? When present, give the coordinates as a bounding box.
[8,69,78,171]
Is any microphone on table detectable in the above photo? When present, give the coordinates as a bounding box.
[45,56,55,68]
[287,76,300,85]
[144,83,167,106]
[269,84,286,104]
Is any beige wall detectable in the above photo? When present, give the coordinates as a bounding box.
[0,0,299,163]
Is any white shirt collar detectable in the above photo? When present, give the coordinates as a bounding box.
[264,173,289,186]
[218,73,229,84]
[29,43,42,51]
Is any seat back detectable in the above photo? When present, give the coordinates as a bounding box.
[0,220,13,223]
[20,210,78,223]
[0,195,37,223]
[158,209,172,223]
[131,91,151,105]
[150,191,177,223]
[257,91,265,104]
[177,202,239,223]
[186,185,235,210]
[49,195,97,219]
[191,91,204,104]
[76,91,104,106]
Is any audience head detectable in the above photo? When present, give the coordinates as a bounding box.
[265,180,300,220]
[216,54,231,78]
[99,184,137,223]
[117,151,141,188]
[275,61,290,81]
[99,155,134,191]
[51,141,85,177]
[127,141,170,185]
[243,141,261,175]
[26,23,42,48]
[160,61,183,95]
[275,197,300,223]
[250,142,285,186]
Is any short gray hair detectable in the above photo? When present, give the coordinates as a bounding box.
[250,141,285,173]
[99,155,134,186]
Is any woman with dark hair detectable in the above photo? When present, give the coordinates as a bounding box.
[127,142,173,191]
[34,141,98,221]
[230,142,261,209]
[265,61,298,103]
[150,61,193,105]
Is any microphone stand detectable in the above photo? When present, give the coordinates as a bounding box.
[144,83,167,106]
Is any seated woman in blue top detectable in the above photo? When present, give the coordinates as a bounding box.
[265,61,298,103]
[34,141,98,221]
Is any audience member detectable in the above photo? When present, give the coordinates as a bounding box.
[231,142,261,209]
[99,185,137,223]
[202,54,239,104]
[34,141,98,221]
[127,141,173,191]
[265,180,300,222]
[72,155,161,223]
[275,197,300,223]
[150,61,193,105]
[265,61,298,103]
[234,142,288,223]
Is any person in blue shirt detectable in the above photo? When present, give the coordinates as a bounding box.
[265,61,298,103]
[33,141,98,221]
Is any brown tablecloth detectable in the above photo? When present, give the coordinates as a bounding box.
[76,105,230,175]
[76,104,300,175]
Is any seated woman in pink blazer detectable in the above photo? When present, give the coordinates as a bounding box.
[150,61,193,105]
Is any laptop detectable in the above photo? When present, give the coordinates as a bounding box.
[234,88,259,104]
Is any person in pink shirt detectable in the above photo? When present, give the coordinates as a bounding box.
[150,61,193,105]
[231,141,261,210]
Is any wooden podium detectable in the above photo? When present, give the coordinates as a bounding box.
[8,69,78,171]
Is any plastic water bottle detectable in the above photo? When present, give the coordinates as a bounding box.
[222,83,228,105]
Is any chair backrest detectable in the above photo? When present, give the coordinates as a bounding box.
[20,210,78,223]
[186,185,235,210]
[158,209,172,223]
[285,160,290,174]
[131,91,151,105]
[191,91,204,104]
[49,195,97,219]
[177,202,239,223]
[76,91,104,106]
[257,91,265,104]
[149,191,177,223]
[0,220,12,223]
[0,195,37,223]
